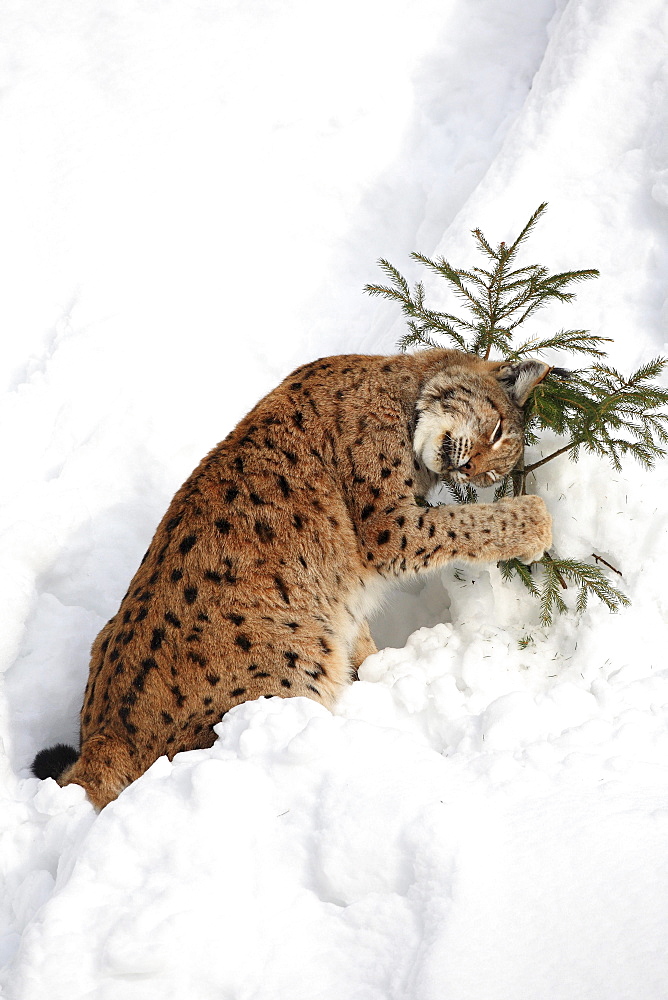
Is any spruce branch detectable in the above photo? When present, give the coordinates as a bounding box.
[537,557,569,625]
[444,479,479,505]
[500,554,631,626]
[366,202,668,626]
[367,205,599,362]
[506,329,611,360]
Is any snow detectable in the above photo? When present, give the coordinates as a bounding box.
[2,1,668,997]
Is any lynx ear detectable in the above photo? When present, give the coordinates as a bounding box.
[493,359,551,406]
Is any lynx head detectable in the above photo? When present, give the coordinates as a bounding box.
[413,358,550,487]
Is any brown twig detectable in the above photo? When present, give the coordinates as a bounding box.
[592,553,623,576]
[543,552,568,589]
[524,440,580,474]
[511,452,526,497]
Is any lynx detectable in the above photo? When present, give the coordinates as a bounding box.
[33,349,552,807]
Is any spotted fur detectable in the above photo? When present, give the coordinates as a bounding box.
[33,349,551,808]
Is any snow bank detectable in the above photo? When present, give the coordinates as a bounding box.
[9,666,668,999]
[3,1,668,998]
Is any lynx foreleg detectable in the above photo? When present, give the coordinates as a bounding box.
[357,495,552,578]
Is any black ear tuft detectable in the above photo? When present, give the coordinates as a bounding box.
[494,359,551,406]
[32,743,79,781]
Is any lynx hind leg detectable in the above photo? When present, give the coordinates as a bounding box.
[350,619,378,674]
[58,734,142,810]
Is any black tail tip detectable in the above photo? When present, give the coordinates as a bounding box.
[32,743,79,781]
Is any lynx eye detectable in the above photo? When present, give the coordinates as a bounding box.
[489,418,503,445]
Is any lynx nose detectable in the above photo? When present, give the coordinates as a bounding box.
[456,453,481,476]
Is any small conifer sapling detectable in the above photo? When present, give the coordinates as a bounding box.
[365,203,668,627]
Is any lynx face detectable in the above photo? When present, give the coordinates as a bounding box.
[412,359,550,487]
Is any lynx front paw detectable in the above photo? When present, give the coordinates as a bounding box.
[496,495,552,564]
